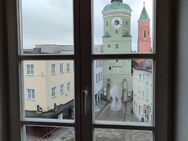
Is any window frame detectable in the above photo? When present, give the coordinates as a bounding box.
[51,64,56,75]
[60,84,64,95]
[26,88,35,100]
[4,0,174,141]
[60,63,64,74]
[25,64,34,75]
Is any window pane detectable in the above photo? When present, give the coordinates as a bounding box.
[94,128,153,141]
[20,0,74,54]
[22,60,75,121]
[93,0,154,54]
[93,59,153,126]
[25,126,75,141]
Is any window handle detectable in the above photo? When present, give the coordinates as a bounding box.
[82,89,88,115]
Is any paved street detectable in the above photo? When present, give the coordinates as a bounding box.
[27,128,75,141]
[95,100,139,122]
[95,129,153,141]
[27,100,147,141]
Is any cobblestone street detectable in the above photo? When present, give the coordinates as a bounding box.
[95,129,153,141]
[95,100,139,122]
[27,128,75,141]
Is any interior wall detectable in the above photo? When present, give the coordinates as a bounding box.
[176,0,188,140]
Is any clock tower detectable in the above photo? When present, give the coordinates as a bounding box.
[102,0,132,53]
[102,0,133,102]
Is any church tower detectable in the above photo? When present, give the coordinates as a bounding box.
[102,0,133,102]
[102,0,132,53]
[138,4,151,52]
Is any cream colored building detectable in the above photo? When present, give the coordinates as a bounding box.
[24,45,74,119]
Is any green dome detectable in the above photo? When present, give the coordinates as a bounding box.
[103,0,132,13]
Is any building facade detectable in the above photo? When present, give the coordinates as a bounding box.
[93,60,103,108]
[24,45,75,119]
[132,60,153,123]
[102,0,133,102]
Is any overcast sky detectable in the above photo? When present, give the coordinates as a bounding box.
[22,0,153,51]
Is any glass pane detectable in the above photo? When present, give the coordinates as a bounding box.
[22,60,75,121]
[25,125,75,141]
[20,0,74,54]
[93,0,154,54]
[94,128,153,141]
[93,59,153,126]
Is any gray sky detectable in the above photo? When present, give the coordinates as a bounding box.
[22,0,153,51]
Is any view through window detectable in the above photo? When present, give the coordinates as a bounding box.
[18,0,155,140]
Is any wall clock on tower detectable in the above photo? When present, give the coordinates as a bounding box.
[112,17,123,28]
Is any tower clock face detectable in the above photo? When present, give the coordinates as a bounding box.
[112,17,123,28]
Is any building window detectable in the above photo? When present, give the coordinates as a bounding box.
[144,30,146,37]
[100,72,102,81]
[60,63,64,73]
[67,82,71,91]
[67,63,70,72]
[126,21,128,25]
[106,21,108,26]
[139,74,141,80]
[115,44,119,49]
[116,30,118,34]
[51,64,56,75]
[107,44,111,48]
[26,64,34,75]
[51,87,56,97]
[60,84,64,94]
[27,89,35,100]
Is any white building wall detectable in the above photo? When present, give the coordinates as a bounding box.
[93,60,103,104]
[133,69,153,123]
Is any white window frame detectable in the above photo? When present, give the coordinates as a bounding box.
[51,64,56,75]
[60,63,64,74]
[67,63,70,72]
[26,88,35,100]
[67,82,71,92]
[25,64,34,75]
[51,87,56,97]
[60,84,64,94]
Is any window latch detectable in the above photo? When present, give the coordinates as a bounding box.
[82,89,88,115]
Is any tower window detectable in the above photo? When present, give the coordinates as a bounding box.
[116,30,118,34]
[107,44,111,48]
[126,21,128,25]
[115,44,119,49]
[148,30,149,35]
[106,21,108,26]
[144,30,146,37]
[109,67,111,70]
